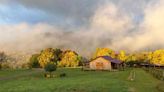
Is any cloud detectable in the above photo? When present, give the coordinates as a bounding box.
[111,0,164,51]
[91,3,134,34]
[0,0,164,57]
[1,0,164,68]
[9,0,150,26]
[136,0,164,50]
[0,3,135,57]
[16,0,101,26]
[0,23,63,53]
[0,23,110,56]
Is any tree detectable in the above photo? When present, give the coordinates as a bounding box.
[126,54,137,62]
[29,54,40,68]
[38,48,59,68]
[0,52,7,69]
[149,50,164,65]
[58,50,81,67]
[93,48,115,59]
[117,50,127,62]
[134,52,149,63]
[126,54,137,67]
[54,49,63,61]
[0,52,7,63]
[147,52,153,62]
[44,62,57,77]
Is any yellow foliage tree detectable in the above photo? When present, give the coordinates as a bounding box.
[38,48,58,68]
[118,50,127,62]
[58,50,81,67]
[93,48,115,59]
[149,50,164,65]
[147,52,153,61]
[126,54,137,62]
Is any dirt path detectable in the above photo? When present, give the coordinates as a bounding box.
[128,70,136,81]
[127,69,136,92]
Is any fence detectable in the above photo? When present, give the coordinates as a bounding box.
[143,67,164,81]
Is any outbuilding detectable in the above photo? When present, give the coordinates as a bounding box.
[89,56,123,71]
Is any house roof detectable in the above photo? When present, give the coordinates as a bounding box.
[95,56,122,64]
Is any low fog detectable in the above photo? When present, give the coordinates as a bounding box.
[0,0,164,57]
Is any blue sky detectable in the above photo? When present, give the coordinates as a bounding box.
[0,4,62,25]
[0,0,150,27]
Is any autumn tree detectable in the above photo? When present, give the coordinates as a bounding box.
[147,52,153,62]
[134,52,149,63]
[117,50,127,62]
[38,48,62,68]
[29,54,40,68]
[93,48,115,59]
[54,48,63,61]
[125,54,138,67]
[58,50,81,67]
[149,50,164,65]
[126,54,137,62]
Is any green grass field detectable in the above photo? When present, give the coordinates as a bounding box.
[0,68,163,92]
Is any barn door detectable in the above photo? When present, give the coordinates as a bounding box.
[96,62,104,70]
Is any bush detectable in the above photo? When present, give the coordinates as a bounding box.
[126,61,143,67]
[60,73,66,77]
[22,63,30,69]
[29,54,40,68]
[1,62,10,69]
[44,73,51,78]
[143,67,164,80]
[44,63,57,72]
[44,63,57,78]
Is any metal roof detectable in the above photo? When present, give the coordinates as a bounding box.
[98,56,122,64]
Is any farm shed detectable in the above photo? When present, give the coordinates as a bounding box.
[89,56,123,70]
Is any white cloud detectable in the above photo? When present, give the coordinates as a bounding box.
[0,1,164,58]
[111,0,164,51]
[91,3,134,34]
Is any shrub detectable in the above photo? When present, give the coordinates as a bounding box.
[143,67,164,80]
[60,73,66,77]
[22,63,30,69]
[44,63,57,78]
[0,52,7,63]
[29,54,40,68]
[1,62,10,69]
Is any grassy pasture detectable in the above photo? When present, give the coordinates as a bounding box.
[0,68,163,92]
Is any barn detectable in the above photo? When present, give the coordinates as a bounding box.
[89,56,123,71]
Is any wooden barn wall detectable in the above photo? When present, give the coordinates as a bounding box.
[90,58,111,70]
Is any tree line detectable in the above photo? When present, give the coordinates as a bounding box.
[0,48,164,70]
[28,48,82,68]
[93,48,164,66]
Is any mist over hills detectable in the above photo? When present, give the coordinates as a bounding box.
[0,0,164,65]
